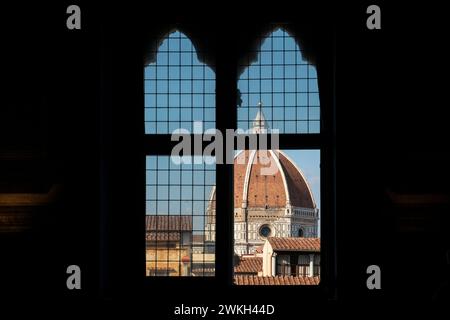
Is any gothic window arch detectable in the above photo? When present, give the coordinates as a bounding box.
[233,26,326,285]
[144,30,215,134]
[144,30,216,277]
[237,28,320,133]
[141,24,335,287]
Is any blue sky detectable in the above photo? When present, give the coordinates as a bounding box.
[145,29,320,134]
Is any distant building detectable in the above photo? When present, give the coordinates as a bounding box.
[146,216,215,277]
[191,234,215,276]
[145,215,192,276]
[206,110,319,256]
[261,237,320,277]
[234,256,263,276]
[234,237,320,285]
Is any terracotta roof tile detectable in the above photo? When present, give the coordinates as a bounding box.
[232,150,315,209]
[146,216,193,241]
[279,152,315,208]
[146,215,192,231]
[246,151,287,208]
[234,257,262,274]
[268,237,320,252]
[146,232,182,241]
[234,275,320,285]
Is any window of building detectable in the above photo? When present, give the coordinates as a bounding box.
[314,254,320,277]
[276,254,291,276]
[259,224,272,238]
[297,254,310,277]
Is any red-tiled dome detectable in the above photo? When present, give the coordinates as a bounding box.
[208,110,316,211]
[234,150,315,209]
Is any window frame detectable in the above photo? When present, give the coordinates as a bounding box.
[137,23,336,297]
[143,29,218,281]
[231,25,334,291]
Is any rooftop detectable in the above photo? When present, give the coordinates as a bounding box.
[234,257,263,274]
[268,237,320,252]
[234,275,320,285]
[146,215,193,232]
[146,215,193,242]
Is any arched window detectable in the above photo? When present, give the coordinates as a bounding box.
[237,28,320,133]
[141,24,333,286]
[144,31,216,277]
[233,26,323,285]
[145,31,215,134]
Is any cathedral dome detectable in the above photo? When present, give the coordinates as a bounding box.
[204,110,319,251]
[234,149,316,210]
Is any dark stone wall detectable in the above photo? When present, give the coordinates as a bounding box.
[1,0,449,310]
